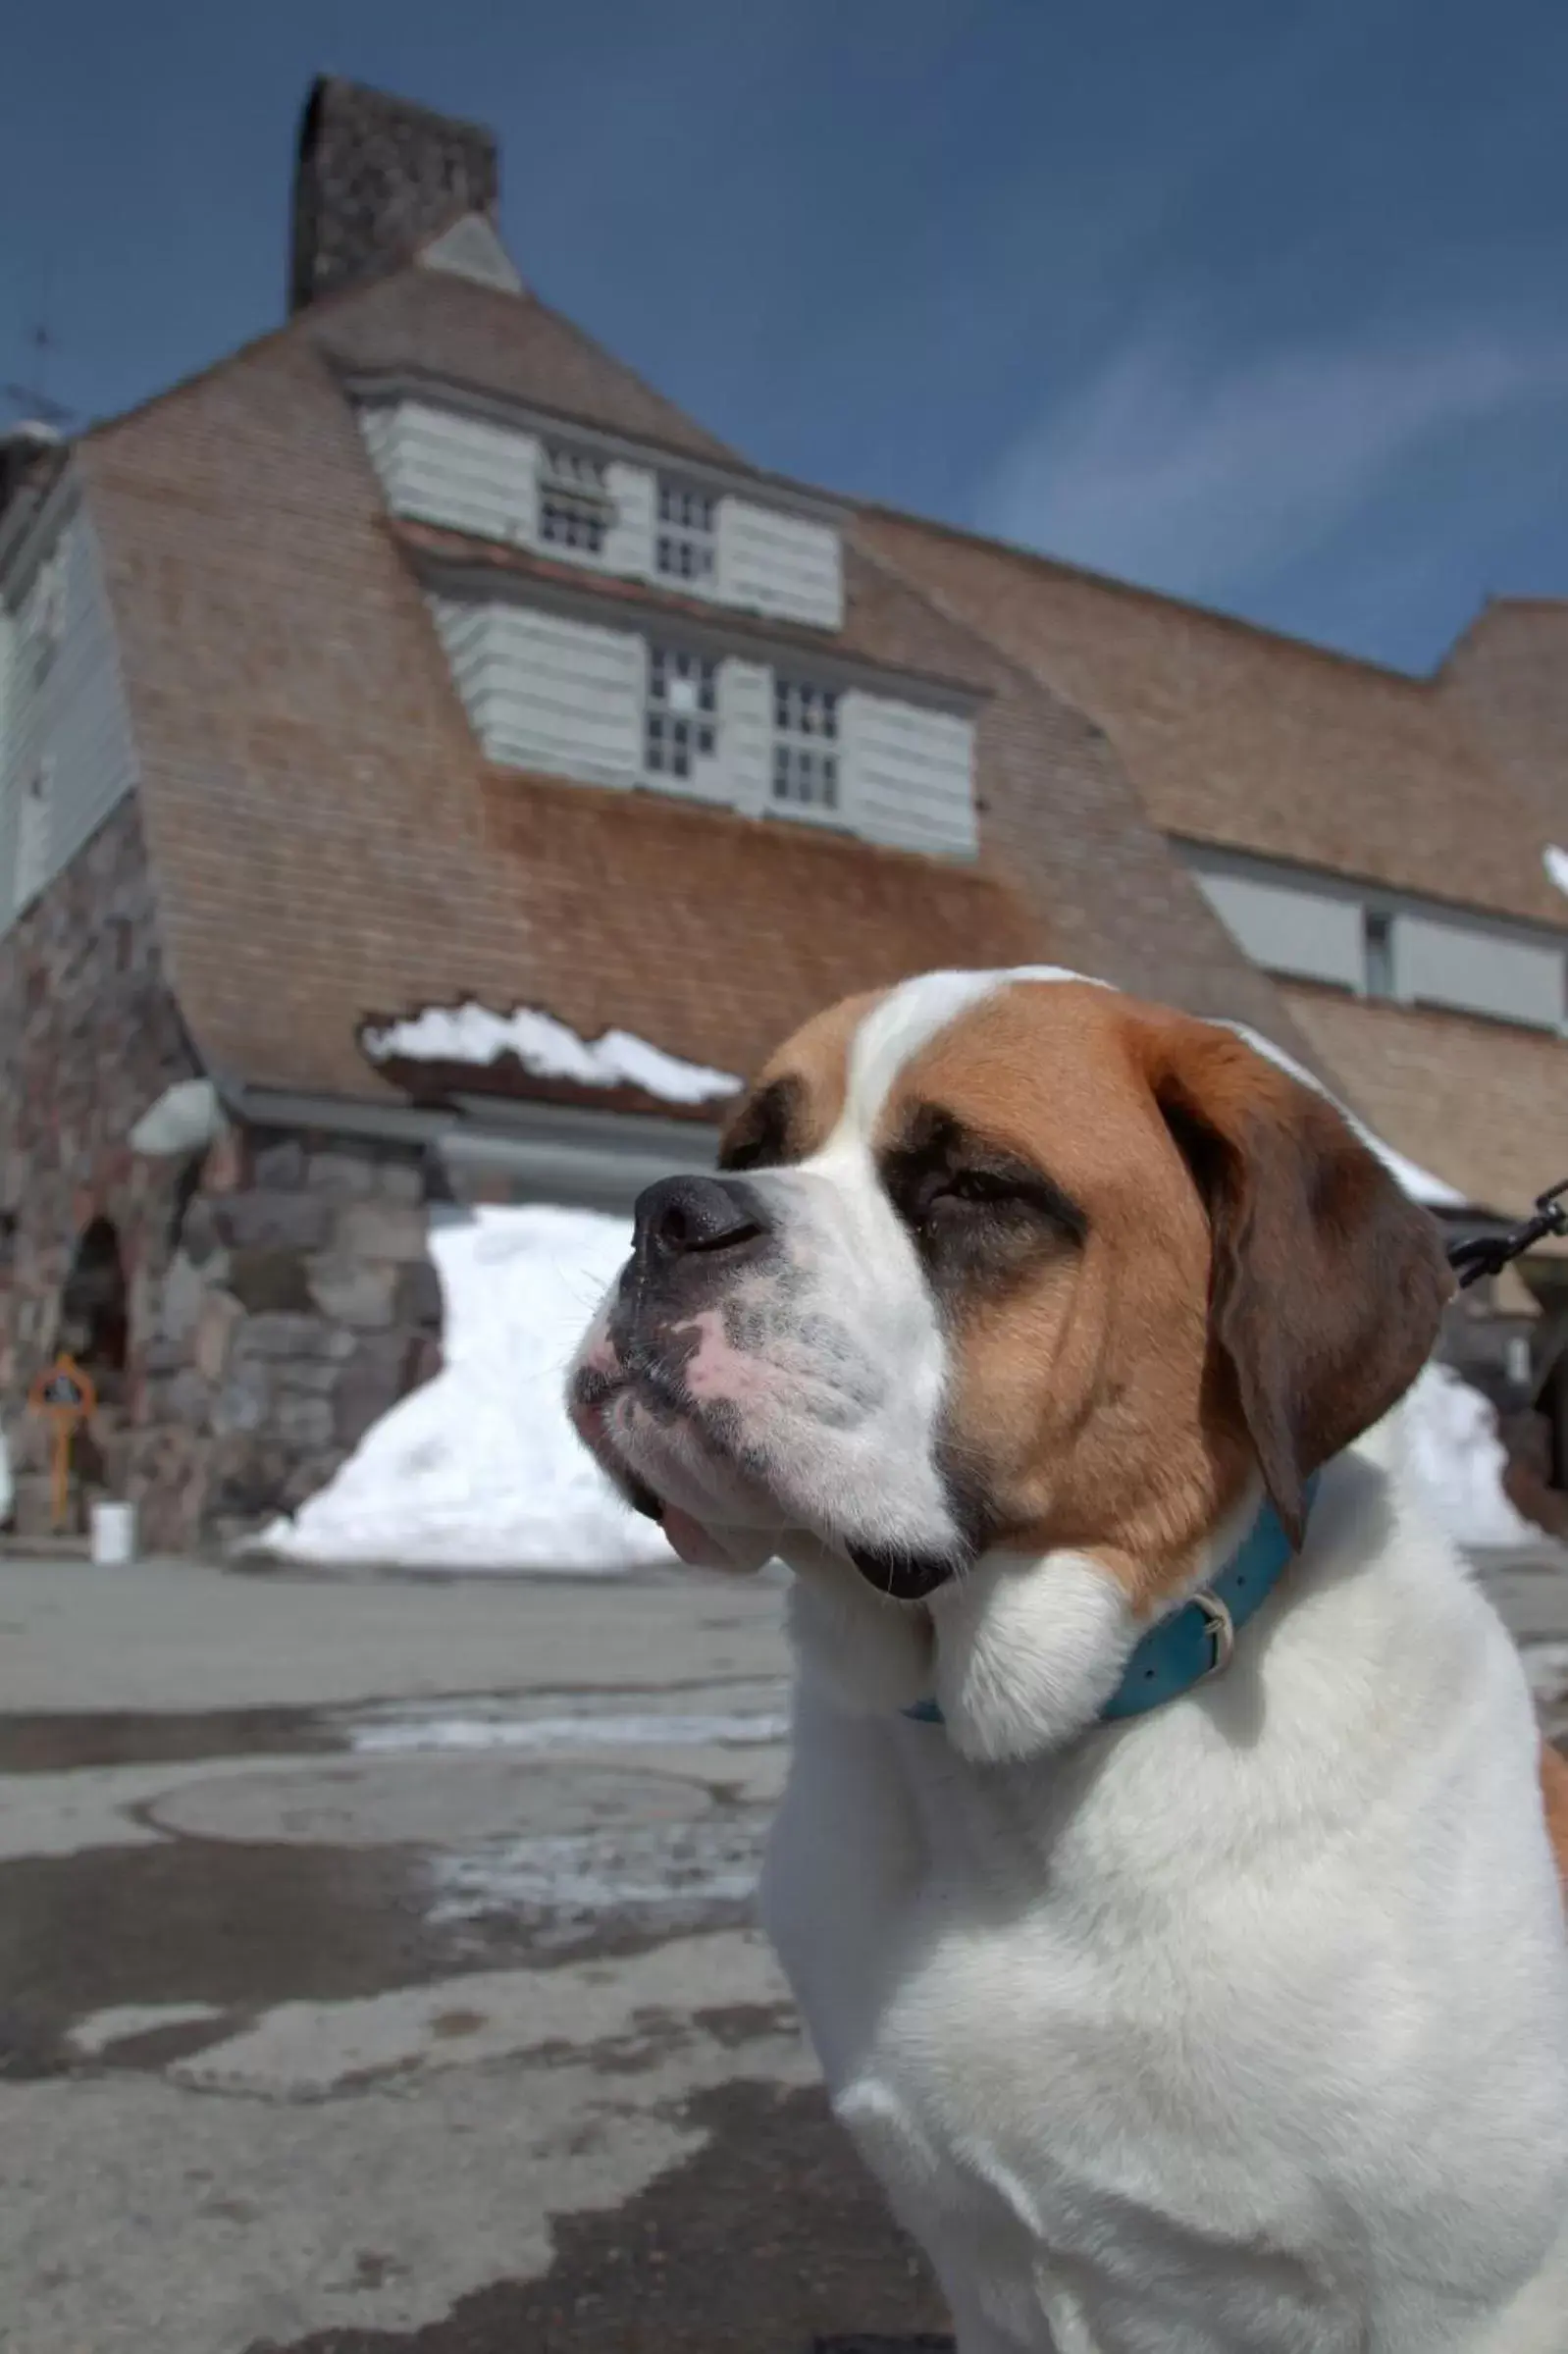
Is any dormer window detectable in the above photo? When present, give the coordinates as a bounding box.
[771,677,840,812]
[539,447,614,555]
[656,483,716,586]
[646,645,717,782]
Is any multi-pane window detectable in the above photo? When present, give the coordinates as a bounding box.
[539,447,613,555]
[646,646,717,782]
[656,482,716,586]
[771,678,839,811]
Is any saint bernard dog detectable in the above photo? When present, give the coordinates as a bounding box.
[568,968,1568,2354]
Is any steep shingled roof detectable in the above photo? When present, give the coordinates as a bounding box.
[309,263,745,468]
[74,270,1041,1111]
[1278,984,1568,1228]
[1437,599,1568,846]
[861,508,1568,933]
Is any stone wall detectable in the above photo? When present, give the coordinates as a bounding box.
[147,1125,444,1550]
[0,797,199,1533]
[0,797,444,1550]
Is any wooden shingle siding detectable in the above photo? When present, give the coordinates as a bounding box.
[360,401,539,544]
[716,499,843,629]
[1395,915,1563,1032]
[1194,869,1366,992]
[0,509,139,932]
[839,691,976,859]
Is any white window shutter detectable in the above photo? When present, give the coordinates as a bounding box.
[361,404,540,546]
[715,500,843,628]
[603,462,655,577]
[464,607,644,785]
[839,692,976,858]
[718,658,771,818]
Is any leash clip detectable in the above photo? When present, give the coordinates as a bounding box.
[1191,1591,1235,1685]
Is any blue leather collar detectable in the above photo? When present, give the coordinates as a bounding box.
[903,1479,1317,1732]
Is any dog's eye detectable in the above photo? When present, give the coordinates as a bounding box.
[938,1171,1018,1206]
[923,1170,1025,1220]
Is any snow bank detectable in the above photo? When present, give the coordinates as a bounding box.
[1401,1361,1533,1549]
[257,1206,673,1574]
[361,1003,738,1109]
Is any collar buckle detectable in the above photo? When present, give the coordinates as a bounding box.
[1191,1589,1235,1685]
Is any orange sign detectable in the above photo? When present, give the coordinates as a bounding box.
[27,1352,97,1535]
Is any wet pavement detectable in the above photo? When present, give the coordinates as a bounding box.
[0,1552,949,2352]
[1,1542,1563,2351]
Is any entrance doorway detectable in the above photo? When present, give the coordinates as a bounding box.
[58,1217,130,1394]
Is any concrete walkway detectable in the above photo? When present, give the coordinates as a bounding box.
[1,1541,1563,2352]
[0,1553,951,2353]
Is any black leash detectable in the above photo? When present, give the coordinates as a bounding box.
[1445,1178,1568,1290]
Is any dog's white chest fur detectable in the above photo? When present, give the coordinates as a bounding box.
[760,1440,1568,2354]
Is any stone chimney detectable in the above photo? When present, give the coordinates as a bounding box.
[288,76,500,314]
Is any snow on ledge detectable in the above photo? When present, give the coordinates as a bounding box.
[1222,1021,1467,1210]
[362,1003,740,1109]
[1544,846,1568,900]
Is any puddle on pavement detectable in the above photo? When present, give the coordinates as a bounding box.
[0,1738,777,2080]
[243,2076,952,2354]
[0,1674,790,1780]
[0,1707,344,1775]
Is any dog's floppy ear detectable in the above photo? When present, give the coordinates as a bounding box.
[1141,1016,1452,1543]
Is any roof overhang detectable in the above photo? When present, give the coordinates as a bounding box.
[404,526,987,716]
[227,1082,716,1214]
[339,363,851,528]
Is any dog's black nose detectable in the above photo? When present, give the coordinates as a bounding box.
[632,1174,767,1268]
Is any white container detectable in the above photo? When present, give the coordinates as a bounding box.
[90,1500,137,1566]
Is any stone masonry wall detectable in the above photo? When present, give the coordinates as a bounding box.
[0,797,200,1533]
[0,798,444,1550]
[153,1125,443,1550]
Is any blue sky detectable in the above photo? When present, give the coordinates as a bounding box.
[3,0,1563,670]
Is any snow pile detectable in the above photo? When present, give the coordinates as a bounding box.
[258,1205,674,1574]
[1543,846,1568,900]
[1223,1021,1465,1209]
[1401,1361,1533,1548]
[361,1003,739,1109]
[129,1076,225,1158]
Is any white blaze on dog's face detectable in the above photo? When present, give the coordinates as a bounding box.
[568,968,1450,1628]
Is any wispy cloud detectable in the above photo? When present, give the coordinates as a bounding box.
[975,316,1568,602]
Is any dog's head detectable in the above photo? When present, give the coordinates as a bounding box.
[568,969,1449,1636]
